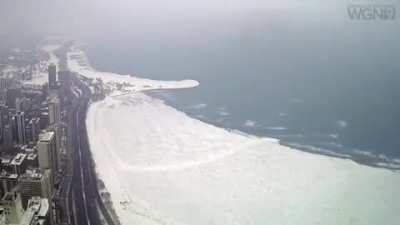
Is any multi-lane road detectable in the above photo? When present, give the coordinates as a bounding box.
[59,76,117,225]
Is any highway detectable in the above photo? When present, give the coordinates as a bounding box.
[61,76,117,225]
[70,77,100,225]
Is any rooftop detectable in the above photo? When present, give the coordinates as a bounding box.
[0,170,18,179]
[38,131,54,142]
[10,153,27,166]
[26,153,37,160]
[19,169,42,180]
[17,197,48,225]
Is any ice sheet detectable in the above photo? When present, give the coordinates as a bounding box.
[70,47,400,225]
[67,48,199,92]
[86,93,400,225]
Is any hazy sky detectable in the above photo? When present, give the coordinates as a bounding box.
[0,0,367,38]
[0,0,398,51]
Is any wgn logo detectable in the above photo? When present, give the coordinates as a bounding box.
[347,4,396,20]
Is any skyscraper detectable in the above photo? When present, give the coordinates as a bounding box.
[12,112,26,145]
[5,86,22,109]
[48,97,61,125]
[18,169,52,208]
[0,104,5,128]
[37,131,58,182]
[48,64,57,89]
[0,77,12,90]
[0,171,18,197]
[26,117,40,143]
[2,124,14,152]
[58,70,72,96]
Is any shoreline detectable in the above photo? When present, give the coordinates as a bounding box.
[68,43,400,224]
[147,90,400,172]
[71,45,400,172]
[84,91,400,225]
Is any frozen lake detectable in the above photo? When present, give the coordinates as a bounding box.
[86,93,400,225]
[68,47,400,225]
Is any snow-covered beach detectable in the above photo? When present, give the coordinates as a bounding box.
[68,47,400,225]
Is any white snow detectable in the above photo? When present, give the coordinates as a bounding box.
[67,48,199,92]
[86,93,400,225]
[42,44,60,66]
[23,64,48,86]
[23,44,61,86]
[71,48,400,225]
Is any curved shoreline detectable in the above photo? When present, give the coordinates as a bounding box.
[68,45,400,171]
[149,90,400,172]
[85,92,400,225]
[68,45,400,225]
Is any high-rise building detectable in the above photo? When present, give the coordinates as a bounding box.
[10,153,27,175]
[0,77,12,90]
[0,104,10,126]
[1,124,14,152]
[48,97,61,125]
[48,124,61,165]
[48,64,57,89]
[18,169,52,208]
[15,98,22,112]
[58,70,71,96]
[12,112,26,145]
[5,86,22,109]
[26,117,40,143]
[37,131,58,181]
[0,171,18,197]
[15,97,30,113]
[0,191,24,224]
[0,104,5,129]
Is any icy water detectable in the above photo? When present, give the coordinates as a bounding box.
[66,29,400,225]
[85,90,400,225]
[84,20,400,164]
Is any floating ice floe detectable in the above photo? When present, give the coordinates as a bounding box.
[336,120,348,128]
[244,119,258,127]
[265,126,287,131]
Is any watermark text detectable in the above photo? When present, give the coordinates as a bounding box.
[347,4,396,20]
